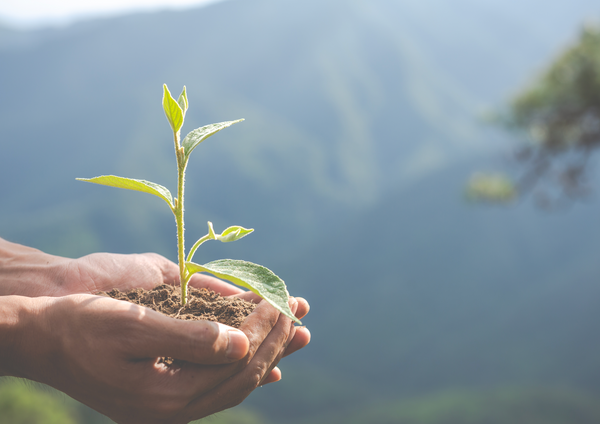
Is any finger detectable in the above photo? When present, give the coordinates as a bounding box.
[231,295,310,320]
[158,296,288,403]
[188,273,245,296]
[124,304,249,364]
[186,302,296,416]
[259,303,298,381]
[146,252,180,286]
[232,291,262,303]
[236,298,283,361]
[294,297,310,320]
[283,326,311,358]
[232,302,296,391]
[231,300,297,388]
[260,367,282,385]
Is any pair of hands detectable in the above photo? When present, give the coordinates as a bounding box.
[0,239,310,424]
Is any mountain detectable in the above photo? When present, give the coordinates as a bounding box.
[1,0,600,422]
[2,0,597,260]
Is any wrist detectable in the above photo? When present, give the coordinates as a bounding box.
[0,237,72,297]
[0,295,54,379]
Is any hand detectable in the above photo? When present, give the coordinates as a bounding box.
[0,237,310,361]
[0,236,208,296]
[6,293,299,424]
[67,250,311,364]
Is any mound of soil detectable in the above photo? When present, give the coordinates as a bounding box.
[98,284,256,328]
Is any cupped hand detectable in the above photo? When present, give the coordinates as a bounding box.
[0,238,310,325]
[14,293,298,424]
[65,251,311,361]
[0,238,310,388]
[66,251,311,361]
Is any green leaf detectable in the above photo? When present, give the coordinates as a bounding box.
[177,86,188,117]
[216,225,254,242]
[77,175,174,209]
[186,259,300,324]
[186,221,216,263]
[181,119,244,160]
[186,222,254,264]
[162,84,184,133]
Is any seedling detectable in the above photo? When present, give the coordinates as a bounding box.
[78,84,300,324]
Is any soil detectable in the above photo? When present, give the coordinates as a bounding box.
[98,283,256,328]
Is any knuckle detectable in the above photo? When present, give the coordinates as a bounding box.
[226,366,264,405]
[249,369,264,388]
[243,364,267,392]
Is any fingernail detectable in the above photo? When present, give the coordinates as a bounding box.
[273,366,282,381]
[226,329,249,361]
[296,326,311,342]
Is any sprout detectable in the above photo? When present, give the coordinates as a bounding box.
[78,84,299,324]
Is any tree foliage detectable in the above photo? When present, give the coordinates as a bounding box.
[499,25,600,206]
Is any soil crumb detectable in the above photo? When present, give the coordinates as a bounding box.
[98,284,256,328]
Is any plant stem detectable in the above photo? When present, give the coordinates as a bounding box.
[186,234,212,264]
[174,131,189,306]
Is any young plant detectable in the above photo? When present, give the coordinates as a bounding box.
[78,84,300,324]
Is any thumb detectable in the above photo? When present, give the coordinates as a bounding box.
[133,310,249,364]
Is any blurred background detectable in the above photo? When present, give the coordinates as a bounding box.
[2,0,600,422]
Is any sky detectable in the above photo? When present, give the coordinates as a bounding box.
[0,0,225,28]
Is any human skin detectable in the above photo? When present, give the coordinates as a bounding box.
[0,237,310,424]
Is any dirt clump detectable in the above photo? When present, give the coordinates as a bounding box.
[99,284,256,328]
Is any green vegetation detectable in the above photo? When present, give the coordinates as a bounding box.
[197,407,268,424]
[0,379,78,424]
[505,26,600,152]
[78,85,298,322]
[307,387,600,424]
[489,25,600,204]
[3,380,600,424]
[465,172,516,202]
